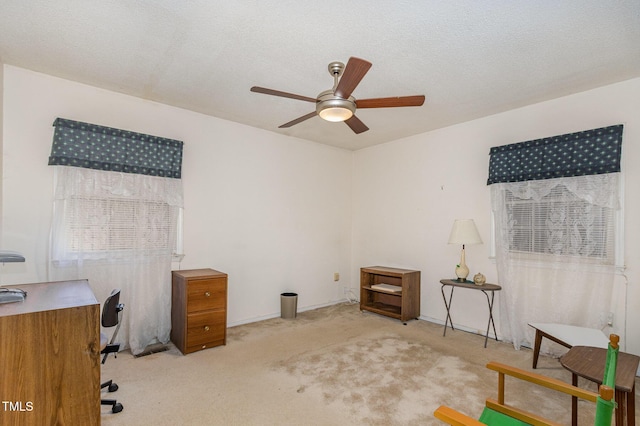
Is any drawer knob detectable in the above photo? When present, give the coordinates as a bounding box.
[204,325,210,331]
[202,345,206,349]
[205,291,211,297]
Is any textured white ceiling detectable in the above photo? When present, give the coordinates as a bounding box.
[1,1,639,150]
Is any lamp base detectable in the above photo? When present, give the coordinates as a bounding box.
[455,247,470,283]
[456,278,467,283]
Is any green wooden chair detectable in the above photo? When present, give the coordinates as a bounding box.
[594,334,618,425]
[434,334,619,426]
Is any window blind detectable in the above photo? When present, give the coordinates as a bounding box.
[64,197,176,254]
[504,183,615,262]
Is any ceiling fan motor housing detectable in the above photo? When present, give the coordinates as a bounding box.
[316,89,356,121]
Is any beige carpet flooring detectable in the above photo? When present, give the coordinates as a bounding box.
[100,302,638,425]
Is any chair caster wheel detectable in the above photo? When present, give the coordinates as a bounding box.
[112,403,123,413]
[108,383,119,392]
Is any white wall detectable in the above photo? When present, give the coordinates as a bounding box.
[0,65,353,325]
[2,64,639,356]
[352,77,640,355]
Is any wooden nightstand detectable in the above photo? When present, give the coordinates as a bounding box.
[171,268,227,354]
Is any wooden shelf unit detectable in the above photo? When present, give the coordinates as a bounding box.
[360,266,420,323]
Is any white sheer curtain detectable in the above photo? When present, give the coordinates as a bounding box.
[49,166,183,355]
[491,173,620,354]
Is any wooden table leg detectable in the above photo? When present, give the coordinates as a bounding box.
[615,389,625,425]
[629,383,635,426]
[532,330,543,369]
[571,373,578,426]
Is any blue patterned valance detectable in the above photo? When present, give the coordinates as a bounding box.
[487,124,623,185]
[48,118,183,179]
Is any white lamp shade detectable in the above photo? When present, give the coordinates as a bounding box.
[448,219,483,245]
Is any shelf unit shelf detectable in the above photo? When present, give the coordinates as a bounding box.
[360,266,420,323]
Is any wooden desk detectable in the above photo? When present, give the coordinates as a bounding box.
[561,345,639,426]
[440,279,501,348]
[0,280,100,425]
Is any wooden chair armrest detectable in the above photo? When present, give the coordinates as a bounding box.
[434,405,486,426]
[435,362,602,425]
[486,361,598,402]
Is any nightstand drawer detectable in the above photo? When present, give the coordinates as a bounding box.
[187,278,226,313]
[185,339,225,354]
[186,310,226,347]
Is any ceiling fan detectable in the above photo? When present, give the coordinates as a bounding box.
[250,57,425,134]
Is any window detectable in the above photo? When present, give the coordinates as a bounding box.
[62,196,179,254]
[50,166,184,263]
[488,124,624,267]
[488,125,624,351]
[48,118,185,263]
[47,117,184,355]
[491,173,623,268]
[504,184,615,262]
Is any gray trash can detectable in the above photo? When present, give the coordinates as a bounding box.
[280,292,298,319]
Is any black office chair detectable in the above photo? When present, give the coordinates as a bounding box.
[100,289,124,414]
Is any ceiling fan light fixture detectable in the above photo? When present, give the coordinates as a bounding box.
[318,106,354,122]
[316,91,356,122]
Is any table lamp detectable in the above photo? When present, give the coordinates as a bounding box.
[448,219,482,282]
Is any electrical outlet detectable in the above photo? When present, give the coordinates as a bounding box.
[333,272,340,281]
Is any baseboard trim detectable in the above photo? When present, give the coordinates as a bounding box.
[420,314,505,342]
[228,302,507,344]
[228,299,350,328]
